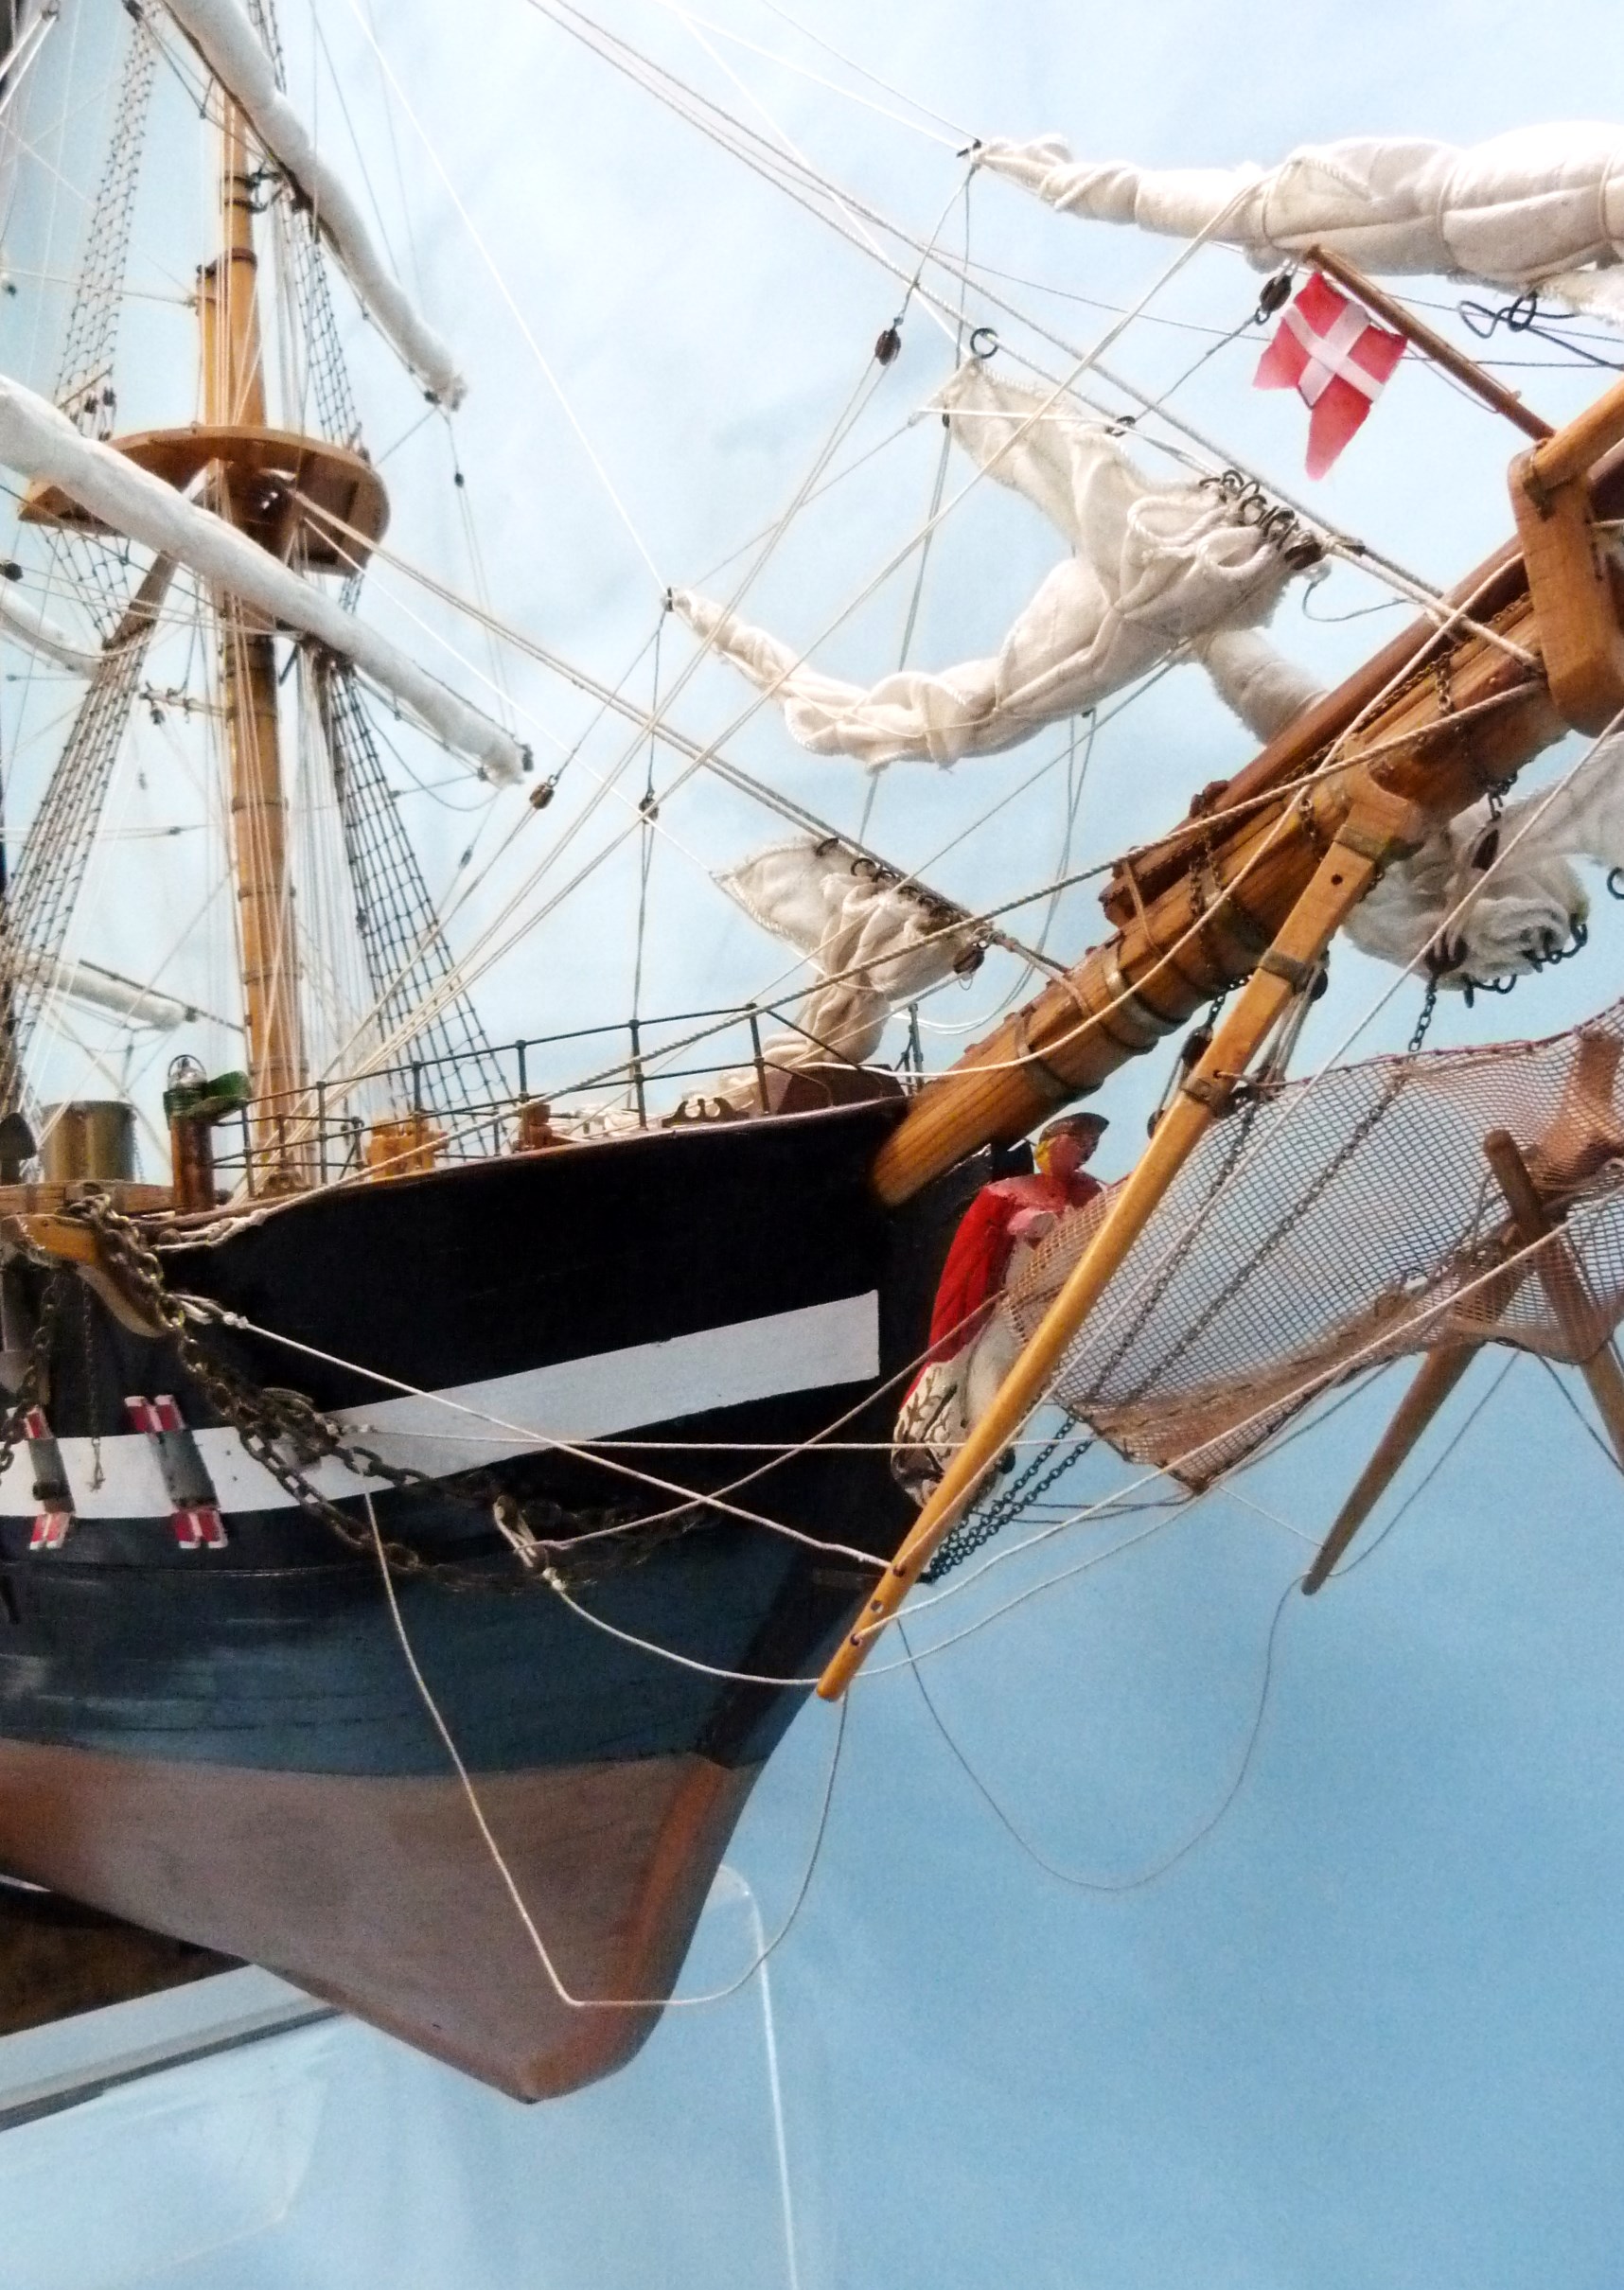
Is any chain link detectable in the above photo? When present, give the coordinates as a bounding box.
[922,1431,1091,1582]
[50,1193,633,1589]
[0,1260,65,1500]
[1408,975,1439,1054]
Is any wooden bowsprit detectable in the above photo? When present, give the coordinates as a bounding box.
[819,784,1428,1699]
[824,358,1624,1700]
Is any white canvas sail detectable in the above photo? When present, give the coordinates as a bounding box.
[18,954,206,1030]
[158,0,467,404]
[977,126,1624,321]
[0,586,100,672]
[717,837,982,1078]
[0,371,522,781]
[1196,626,1324,740]
[674,361,1310,767]
[1347,732,1624,984]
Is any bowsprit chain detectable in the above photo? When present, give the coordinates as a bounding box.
[1409,974,1439,1053]
[52,1190,628,1588]
[922,1429,1092,1582]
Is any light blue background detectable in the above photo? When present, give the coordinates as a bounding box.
[8,0,1624,2282]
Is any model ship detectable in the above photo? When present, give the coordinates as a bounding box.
[1,0,1624,2100]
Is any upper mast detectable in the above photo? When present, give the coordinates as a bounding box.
[202,99,302,1136]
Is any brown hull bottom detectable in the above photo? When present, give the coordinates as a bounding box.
[0,1738,760,2098]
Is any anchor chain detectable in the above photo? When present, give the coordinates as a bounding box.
[0,1258,65,1495]
[50,1191,632,1588]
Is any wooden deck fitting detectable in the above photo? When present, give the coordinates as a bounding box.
[1484,1126,1624,1468]
[21,427,388,575]
[1301,1345,1478,1594]
[1510,369,1624,733]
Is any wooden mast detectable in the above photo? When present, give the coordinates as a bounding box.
[202,101,303,1160]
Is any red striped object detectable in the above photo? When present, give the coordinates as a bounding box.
[1254,272,1406,477]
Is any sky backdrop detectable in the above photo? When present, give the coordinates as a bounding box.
[9,0,1624,2283]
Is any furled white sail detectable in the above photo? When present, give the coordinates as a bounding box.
[18,954,206,1031]
[1346,733,1624,985]
[1195,626,1324,741]
[717,837,982,1083]
[976,127,1624,320]
[0,372,522,782]
[158,0,466,406]
[673,361,1310,767]
[0,587,101,672]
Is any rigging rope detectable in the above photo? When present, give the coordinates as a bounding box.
[314,653,508,1123]
[898,1578,1296,1891]
[750,0,973,144]
[339,0,666,589]
[920,1424,1087,1581]
[364,1492,851,2015]
[525,0,1530,661]
[1331,1352,1519,1583]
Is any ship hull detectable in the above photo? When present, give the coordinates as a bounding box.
[0,1735,754,2096]
[0,1103,974,2093]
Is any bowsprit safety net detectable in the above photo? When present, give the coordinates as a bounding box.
[1001,1006,1624,1487]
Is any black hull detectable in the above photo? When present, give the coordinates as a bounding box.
[0,1104,975,2092]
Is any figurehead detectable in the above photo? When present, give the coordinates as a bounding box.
[1033,1109,1108,1189]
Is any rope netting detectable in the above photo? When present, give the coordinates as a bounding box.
[1004,1006,1624,1488]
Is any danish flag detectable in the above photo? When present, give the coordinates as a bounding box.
[1254,272,1406,478]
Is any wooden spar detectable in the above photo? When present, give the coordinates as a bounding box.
[203,102,304,1157]
[1484,1127,1624,1468]
[1301,1348,1478,1594]
[1509,369,1624,734]
[872,579,1560,1208]
[1302,243,1554,445]
[1308,1049,1624,1588]
[1509,457,1624,732]
[820,782,1426,1699]
[873,425,1624,1215]
[833,382,1624,1696]
[1524,369,1624,496]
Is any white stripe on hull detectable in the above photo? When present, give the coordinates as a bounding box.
[0,1293,880,1522]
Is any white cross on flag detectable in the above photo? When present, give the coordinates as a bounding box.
[1254,273,1405,478]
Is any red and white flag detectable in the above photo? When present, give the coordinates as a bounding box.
[1254,272,1405,478]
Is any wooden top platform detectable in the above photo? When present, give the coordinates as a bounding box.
[0,1183,171,1218]
[20,425,389,572]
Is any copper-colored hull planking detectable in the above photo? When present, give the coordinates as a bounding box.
[0,1740,758,2097]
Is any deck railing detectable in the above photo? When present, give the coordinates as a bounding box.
[210,998,926,1198]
